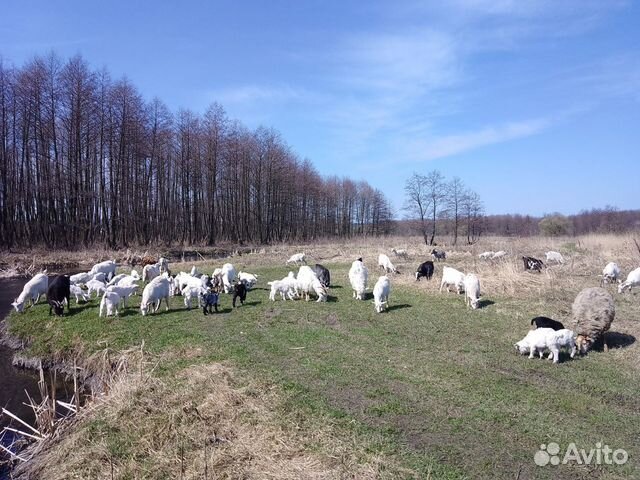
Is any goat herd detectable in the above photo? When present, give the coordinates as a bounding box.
[9,248,640,365]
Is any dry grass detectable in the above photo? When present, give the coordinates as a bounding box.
[15,353,400,479]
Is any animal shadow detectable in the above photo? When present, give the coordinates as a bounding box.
[603,331,636,350]
[387,303,411,312]
[238,301,260,307]
[478,299,495,309]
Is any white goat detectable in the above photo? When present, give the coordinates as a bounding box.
[439,266,465,294]
[514,328,576,364]
[11,273,49,313]
[157,257,169,273]
[238,271,258,290]
[378,253,398,274]
[89,260,117,281]
[286,253,306,265]
[349,259,368,300]
[545,251,564,264]
[268,280,296,301]
[85,279,107,298]
[70,272,93,285]
[478,251,494,260]
[182,285,205,309]
[108,270,140,286]
[373,275,391,313]
[492,251,507,259]
[140,276,171,316]
[142,264,161,283]
[91,272,107,283]
[391,248,408,259]
[106,284,138,308]
[70,284,90,304]
[99,291,121,317]
[618,267,640,294]
[221,263,237,293]
[601,262,621,285]
[464,273,481,309]
[296,266,328,302]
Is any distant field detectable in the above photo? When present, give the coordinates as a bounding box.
[5,234,640,479]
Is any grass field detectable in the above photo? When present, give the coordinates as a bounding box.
[5,235,640,479]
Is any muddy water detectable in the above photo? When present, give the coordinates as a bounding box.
[0,277,73,477]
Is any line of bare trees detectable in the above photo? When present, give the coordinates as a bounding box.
[0,54,393,249]
[403,170,484,245]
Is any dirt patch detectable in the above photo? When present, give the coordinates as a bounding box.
[324,313,340,329]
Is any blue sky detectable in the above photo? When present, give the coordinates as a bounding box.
[2,0,639,216]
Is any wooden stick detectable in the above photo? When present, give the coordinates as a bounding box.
[2,426,44,441]
[1,408,43,437]
[0,443,27,462]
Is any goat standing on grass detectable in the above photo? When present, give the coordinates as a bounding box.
[349,258,368,300]
[286,252,306,266]
[11,272,48,313]
[373,275,391,313]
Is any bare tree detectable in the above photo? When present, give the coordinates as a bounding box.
[403,173,431,245]
[445,177,465,245]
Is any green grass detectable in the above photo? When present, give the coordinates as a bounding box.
[7,263,639,479]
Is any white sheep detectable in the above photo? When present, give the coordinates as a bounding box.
[373,275,391,313]
[89,260,117,281]
[601,262,621,285]
[99,291,121,317]
[142,264,161,283]
[478,251,494,260]
[378,253,398,274]
[618,267,640,294]
[545,251,564,264]
[11,273,49,313]
[464,273,481,309]
[349,259,368,300]
[85,278,107,298]
[439,266,465,294]
[70,284,90,304]
[391,248,408,259]
[221,263,237,293]
[286,252,306,265]
[296,266,328,302]
[106,284,138,308]
[140,276,171,316]
[238,271,258,290]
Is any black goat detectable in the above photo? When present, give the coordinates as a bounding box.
[232,281,247,308]
[531,316,565,331]
[48,275,70,316]
[522,256,544,272]
[312,263,331,288]
[416,261,434,281]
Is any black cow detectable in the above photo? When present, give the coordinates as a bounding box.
[232,281,247,308]
[48,275,71,316]
[531,316,565,331]
[522,256,545,272]
[312,263,331,288]
[430,249,446,261]
[416,261,434,281]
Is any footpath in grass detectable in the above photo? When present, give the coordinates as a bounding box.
[6,262,639,479]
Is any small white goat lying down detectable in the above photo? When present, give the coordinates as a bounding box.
[373,275,390,313]
[349,259,368,300]
[514,328,577,363]
[70,284,90,304]
[545,251,564,264]
[439,266,465,294]
[286,252,306,265]
[464,273,481,309]
[297,266,328,302]
[378,253,398,274]
[12,273,49,313]
[99,291,121,317]
[618,267,640,294]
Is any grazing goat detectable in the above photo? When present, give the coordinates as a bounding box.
[89,260,117,282]
[312,264,331,288]
[233,281,247,307]
[286,252,306,265]
[99,291,121,317]
[522,256,544,272]
[545,251,564,264]
[349,258,368,300]
[439,266,465,294]
[415,261,434,281]
[297,266,328,302]
[601,262,621,285]
[514,328,576,363]
[140,276,171,316]
[430,249,446,261]
[48,275,71,316]
[12,273,48,313]
[618,267,640,294]
[531,316,565,330]
[391,248,408,259]
[464,273,481,309]
[70,284,90,304]
[378,254,399,274]
[373,275,391,313]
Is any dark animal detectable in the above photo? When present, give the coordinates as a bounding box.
[430,249,446,261]
[416,261,435,281]
[312,264,331,288]
[232,281,247,308]
[200,291,219,315]
[523,256,544,272]
[531,316,565,331]
[48,275,71,316]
